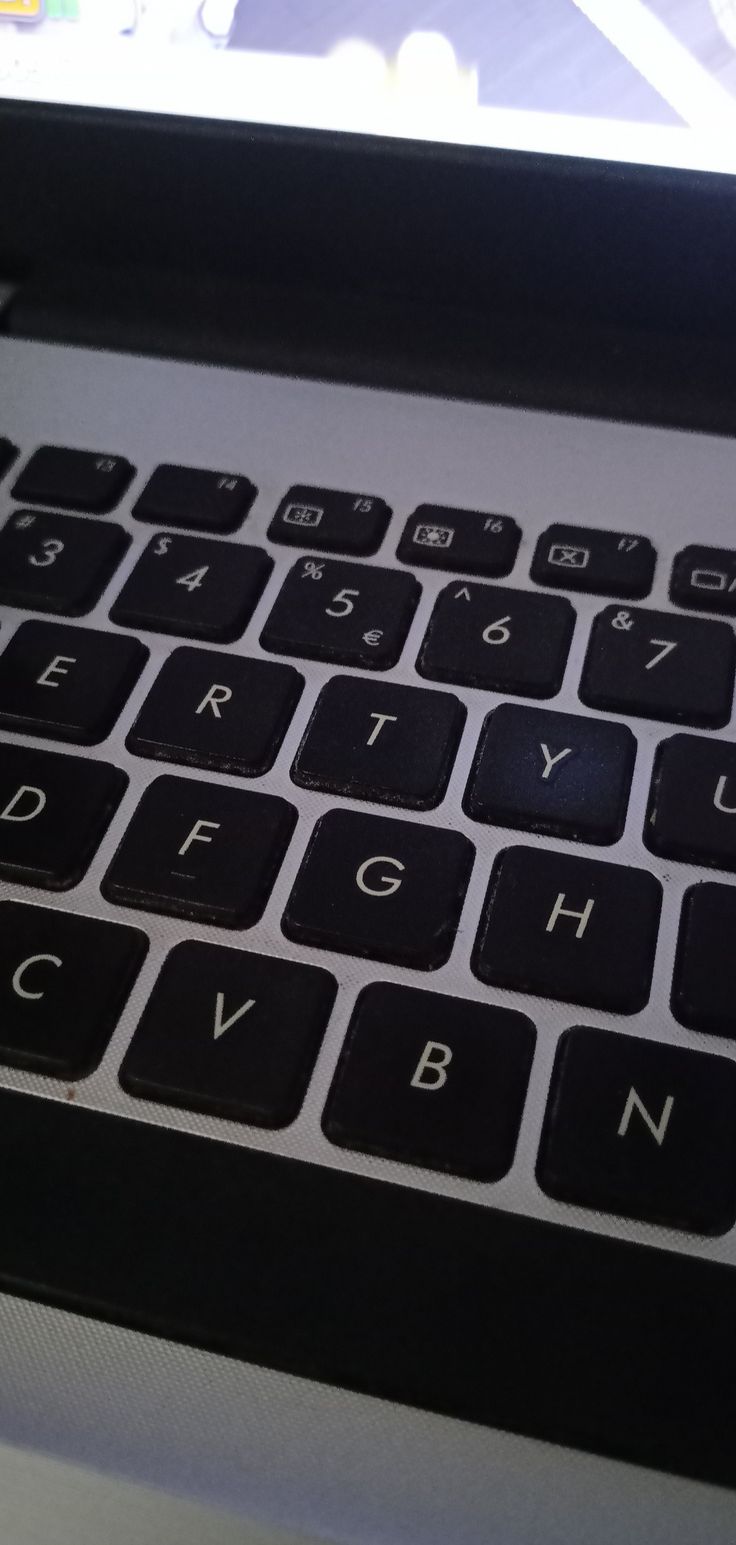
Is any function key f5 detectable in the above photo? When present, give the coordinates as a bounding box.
[268,486,391,555]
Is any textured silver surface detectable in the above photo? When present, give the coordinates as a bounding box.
[0,1438,319,1545]
[0,336,735,1541]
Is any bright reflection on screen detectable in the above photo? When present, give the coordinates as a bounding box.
[2,1,736,174]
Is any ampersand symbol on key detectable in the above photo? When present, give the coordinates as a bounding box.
[611,610,634,632]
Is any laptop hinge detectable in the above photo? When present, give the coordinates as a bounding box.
[6,263,736,437]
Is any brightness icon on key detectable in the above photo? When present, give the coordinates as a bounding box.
[282,502,324,528]
[413,523,455,549]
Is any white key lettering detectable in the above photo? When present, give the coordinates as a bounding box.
[410,1040,452,1090]
[645,639,677,671]
[326,587,359,618]
[366,712,397,747]
[355,855,405,897]
[176,566,209,593]
[540,743,573,781]
[0,785,46,823]
[178,818,220,857]
[546,892,595,940]
[29,538,64,569]
[36,654,75,688]
[714,775,736,815]
[11,953,62,1001]
[213,992,256,1040]
[482,615,511,646]
[196,684,232,719]
[617,1087,674,1146]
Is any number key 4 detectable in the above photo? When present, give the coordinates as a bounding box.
[110,533,273,643]
[580,605,736,728]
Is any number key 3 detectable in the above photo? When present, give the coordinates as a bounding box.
[580,605,736,728]
[110,533,273,643]
[0,509,130,616]
[260,557,421,670]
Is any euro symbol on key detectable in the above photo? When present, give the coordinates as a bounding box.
[362,629,383,647]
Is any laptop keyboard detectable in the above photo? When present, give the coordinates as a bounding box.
[1,432,736,1214]
[3,356,736,1489]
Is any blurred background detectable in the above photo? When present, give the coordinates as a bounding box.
[3,2,736,168]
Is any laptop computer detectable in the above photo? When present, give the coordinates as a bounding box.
[1,5,736,1541]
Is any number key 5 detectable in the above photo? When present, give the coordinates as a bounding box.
[260,557,421,670]
[580,605,736,728]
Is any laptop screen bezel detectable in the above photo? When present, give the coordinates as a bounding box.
[0,101,734,341]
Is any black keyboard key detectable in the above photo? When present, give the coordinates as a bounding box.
[0,621,148,745]
[127,646,303,777]
[0,509,129,616]
[121,941,336,1127]
[291,676,465,810]
[464,704,635,843]
[645,733,736,870]
[472,846,661,1013]
[538,1026,736,1234]
[579,605,735,728]
[102,774,296,927]
[531,525,655,599]
[0,744,126,889]
[110,533,272,643]
[0,438,17,480]
[12,445,134,513]
[261,557,420,671]
[0,902,146,1077]
[282,809,474,969]
[672,883,736,1037]
[396,505,520,578]
[268,485,390,555]
[133,464,256,534]
[323,982,535,1180]
[417,582,574,698]
[670,545,736,615]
